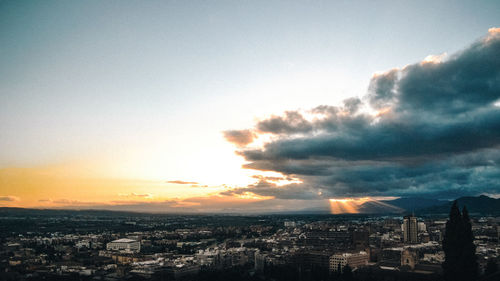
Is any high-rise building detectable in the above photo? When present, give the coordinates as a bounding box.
[403,215,418,244]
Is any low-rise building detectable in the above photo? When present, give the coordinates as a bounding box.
[329,251,369,272]
[107,238,141,253]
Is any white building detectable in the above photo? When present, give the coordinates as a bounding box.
[329,251,368,272]
[106,238,141,253]
[418,222,426,232]
[75,240,90,249]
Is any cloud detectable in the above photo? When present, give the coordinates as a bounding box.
[166,180,199,185]
[488,27,500,35]
[225,28,500,200]
[221,179,322,200]
[0,195,19,202]
[367,69,399,110]
[223,129,256,147]
[118,193,153,199]
[256,111,313,135]
[51,199,99,206]
[43,196,328,214]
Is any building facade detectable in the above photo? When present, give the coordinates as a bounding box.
[403,215,418,244]
[329,251,368,272]
[106,238,141,253]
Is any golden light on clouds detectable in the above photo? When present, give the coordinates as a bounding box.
[328,197,401,214]
[421,53,447,65]
[488,27,500,35]
[233,192,274,200]
[374,107,391,117]
[329,197,371,214]
[485,27,500,43]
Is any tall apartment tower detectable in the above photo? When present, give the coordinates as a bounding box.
[403,215,418,243]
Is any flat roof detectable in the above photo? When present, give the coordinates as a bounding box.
[111,238,137,243]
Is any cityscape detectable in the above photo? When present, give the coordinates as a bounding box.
[1,1,500,280]
[1,198,499,280]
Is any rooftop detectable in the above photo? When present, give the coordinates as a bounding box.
[111,238,137,243]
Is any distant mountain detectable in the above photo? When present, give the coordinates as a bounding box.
[385,197,448,211]
[418,195,500,215]
[358,197,446,214]
[1,195,498,216]
[357,200,404,214]
[0,207,152,217]
[358,196,500,215]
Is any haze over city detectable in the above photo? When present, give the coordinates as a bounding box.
[1,0,500,214]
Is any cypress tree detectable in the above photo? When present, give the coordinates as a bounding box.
[443,200,462,281]
[485,259,498,276]
[442,201,479,281]
[341,265,354,281]
[460,206,478,281]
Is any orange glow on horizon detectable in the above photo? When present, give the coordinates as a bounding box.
[233,192,274,200]
[328,197,403,214]
[329,197,371,214]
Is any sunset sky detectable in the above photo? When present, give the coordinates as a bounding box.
[1,1,500,213]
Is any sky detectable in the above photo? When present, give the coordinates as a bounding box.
[1,0,500,213]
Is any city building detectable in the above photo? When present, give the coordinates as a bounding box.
[329,251,368,272]
[418,222,427,232]
[401,249,417,269]
[106,238,141,253]
[403,215,418,244]
[254,251,267,272]
[352,230,369,250]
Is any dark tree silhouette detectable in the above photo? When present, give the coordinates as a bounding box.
[341,264,354,281]
[443,201,462,281]
[485,259,498,276]
[442,201,478,281]
[460,206,478,281]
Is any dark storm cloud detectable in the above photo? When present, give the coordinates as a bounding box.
[221,179,322,200]
[235,149,500,200]
[367,69,399,109]
[397,39,500,115]
[256,111,313,134]
[242,110,500,162]
[227,29,500,199]
[342,97,363,113]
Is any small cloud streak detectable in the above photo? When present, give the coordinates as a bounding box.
[0,195,19,202]
[223,129,256,147]
[166,180,199,185]
[118,193,153,199]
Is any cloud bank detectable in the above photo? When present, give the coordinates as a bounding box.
[225,28,500,200]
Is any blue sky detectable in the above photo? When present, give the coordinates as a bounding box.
[0,0,499,211]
